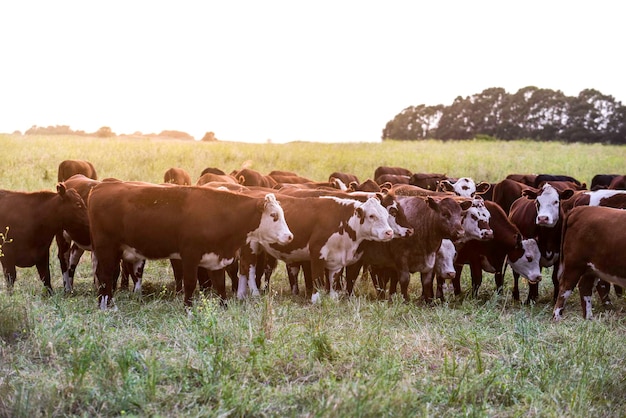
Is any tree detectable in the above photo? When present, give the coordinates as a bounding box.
[201,131,218,142]
[94,126,115,137]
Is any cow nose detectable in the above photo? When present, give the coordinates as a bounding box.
[442,271,455,280]
[528,274,542,284]
[537,216,550,225]
[406,228,414,237]
[482,230,494,240]
[384,229,394,240]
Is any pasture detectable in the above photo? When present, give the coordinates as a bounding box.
[1,134,626,417]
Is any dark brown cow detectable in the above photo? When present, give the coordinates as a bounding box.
[506,173,537,187]
[233,168,279,188]
[57,159,98,182]
[534,174,584,189]
[200,167,227,176]
[0,184,89,292]
[508,184,575,303]
[590,174,620,191]
[345,196,471,303]
[374,166,412,180]
[88,181,293,308]
[329,172,360,190]
[408,173,448,191]
[608,175,626,190]
[553,206,626,320]
[163,167,192,186]
[492,179,531,214]
[448,200,542,298]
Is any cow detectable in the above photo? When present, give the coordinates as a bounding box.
[348,179,384,192]
[590,174,620,191]
[268,170,314,185]
[553,206,626,320]
[374,166,412,180]
[508,183,575,303]
[608,175,626,190]
[375,174,410,186]
[533,174,584,189]
[196,172,239,186]
[163,167,192,185]
[87,181,293,309]
[256,195,394,303]
[505,173,537,187]
[447,200,542,299]
[344,196,472,303]
[492,179,531,214]
[232,168,279,188]
[199,167,227,176]
[329,172,360,190]
[408,173,449,192]
[0,184,90,293]
[438,177,491,198]
[57,159,98,182]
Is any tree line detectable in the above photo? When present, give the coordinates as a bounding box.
[382,86,626,144]
[18,125,219,142]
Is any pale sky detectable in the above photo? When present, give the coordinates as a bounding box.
[1,1,623,143]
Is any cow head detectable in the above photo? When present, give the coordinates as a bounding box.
[435,239,457,281]
[254,193,293,245]
[439,177,491,198]
[507,235,542,284]
[523,183,575,227]
[353,197,394,242]
[378,192,414,238]
[458,196,493,242]
[57,183,91,247]
[427,197,471,241]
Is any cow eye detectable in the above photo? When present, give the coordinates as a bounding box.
[526,256,533,262]
[553,200,558,205]
[271,213,279,221]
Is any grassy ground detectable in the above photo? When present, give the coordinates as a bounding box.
[1,134,626,417]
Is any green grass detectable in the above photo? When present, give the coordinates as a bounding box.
[1,134,626,417]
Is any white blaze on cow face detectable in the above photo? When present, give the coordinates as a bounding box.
[459,197,493,242]
[435,239,457,280]
[508,238,542,283]
[450,177,477,198]
[534,184,561,227]
[249,193,293,246]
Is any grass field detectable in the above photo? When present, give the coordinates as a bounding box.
[1,134,626,417]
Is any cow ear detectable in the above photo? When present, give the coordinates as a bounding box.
[439,180,454,192]
[348,181,358,192]
[238,175,246,185]
[427,196,440,212]
[560,189,575,201]
[459,200,473,211]
[476,182,491,194]
[522,189,538,200]
[57,182,67,196]
[374,193,384,202]
[515,233,523,247]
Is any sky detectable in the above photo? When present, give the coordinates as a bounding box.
[1,1,624,143]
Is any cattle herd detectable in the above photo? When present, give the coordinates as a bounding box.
[1,159,625,321]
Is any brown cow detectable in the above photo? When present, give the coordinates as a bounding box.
[329,172,360,190]
[508,184,575,303]
[0,184,90,292]
[448,200,542,299]
[164,167,192,185]
[492,179,531,214]
[375,173,410,186]
[553,206,626,320]
[57,159,98,182]
[506,173,537,187]
[374,166,412,180]
[590,174,620,191]
[232,168,279,188]
[88,181,293,308]
[268,170,314,184]
[408,173,448,191]
[196,172,238,186]
[608,175,626,190]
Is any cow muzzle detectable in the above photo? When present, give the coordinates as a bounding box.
[526,274,542,284]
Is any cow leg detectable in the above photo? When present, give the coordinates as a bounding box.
[550,266,559,303]
[345,261,362,296]
[226,260,238,293]
[512,271,520,301]
[170,259,183,293]
[526,282,539,305]
[420,270,435,303]
[259,254,276,292]
[469,260,483,298]
[286,262,301,295]
[615,285,623,298]
[35,256,53,294]
[95,250,121,310]
[398,268,411,303]
[55,233,72,292]
[67,244,86,292]
[208,269,227,305]
[553,264,584,321]
[578,273,596,320]
[309,258,327,303]
[595,279,612,306]
[328,268,343,300]
[181,257,201,308]
[2,261,17,290]
[198,267,211,292]
[452,264,463,296]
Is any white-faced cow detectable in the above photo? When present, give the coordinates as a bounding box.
[553,206,626,320]
[0,184,90,293]
[438,177,491,198]
[88,181,293,309]
[508,183,575,303]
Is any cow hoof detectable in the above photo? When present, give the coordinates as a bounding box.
[311,292,321,304]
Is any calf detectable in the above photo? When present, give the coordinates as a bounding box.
[57,159,98,182]
[0,184,89,292]
[260,195,394,303]
[508,184,574,303]
[164,167,192,185]
[553,206,626,320]
[88,181,293,308]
